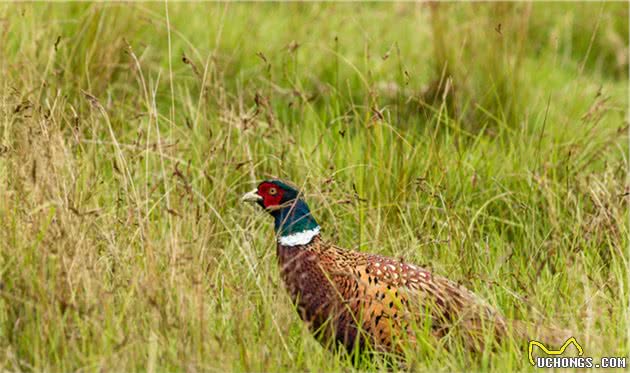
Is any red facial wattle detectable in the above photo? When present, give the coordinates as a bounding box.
[258,182,284,208]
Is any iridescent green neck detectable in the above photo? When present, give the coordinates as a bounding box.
[272,199,319,237]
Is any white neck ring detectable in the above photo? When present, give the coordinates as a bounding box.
[278,226,320,246]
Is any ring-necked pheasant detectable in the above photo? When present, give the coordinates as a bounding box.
[242,179,565,354]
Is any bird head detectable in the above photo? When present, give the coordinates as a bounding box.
[242,179,320,242]
[241,179,300,211]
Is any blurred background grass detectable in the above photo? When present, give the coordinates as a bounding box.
[0,2,628,371]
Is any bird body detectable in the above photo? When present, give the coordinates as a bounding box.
[242,180,558,354]
[276,236,508,353]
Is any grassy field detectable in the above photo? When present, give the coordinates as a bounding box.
[0,2,628,371]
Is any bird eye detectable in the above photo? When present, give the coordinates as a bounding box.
[268,187,278,196]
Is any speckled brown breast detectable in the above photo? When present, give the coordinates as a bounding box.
[277,235,508,353]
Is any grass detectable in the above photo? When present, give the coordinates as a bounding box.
[0,2,628,371]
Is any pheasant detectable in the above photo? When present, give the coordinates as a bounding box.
[242,179,562,354]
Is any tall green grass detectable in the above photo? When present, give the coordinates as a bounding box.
[0,2,627,371]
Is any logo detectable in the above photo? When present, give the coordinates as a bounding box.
[528,337,584,366]
[528,337,627,369]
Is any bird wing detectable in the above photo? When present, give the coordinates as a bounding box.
[361,252,509,350]
[309,241,509,351]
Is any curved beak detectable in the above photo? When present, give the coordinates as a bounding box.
[241,188,262,203]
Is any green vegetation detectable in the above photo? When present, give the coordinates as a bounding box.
[0,2,627,371]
